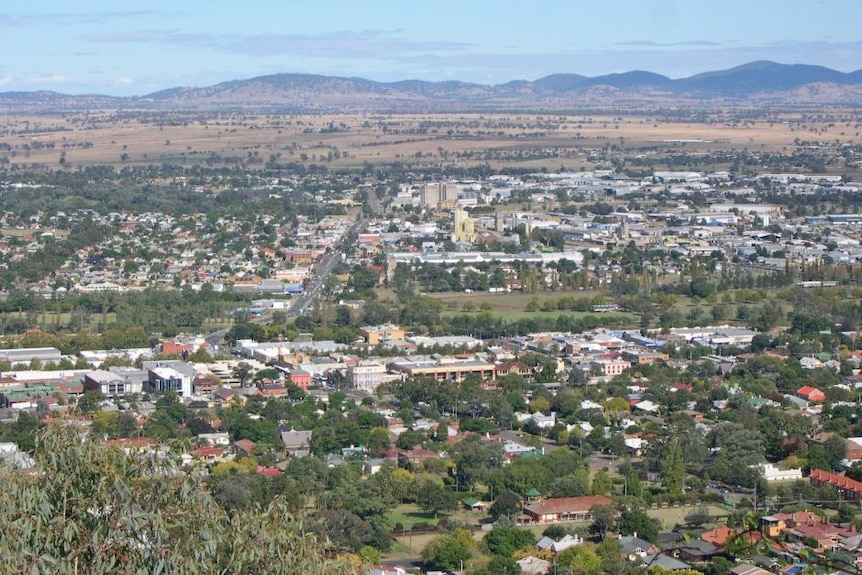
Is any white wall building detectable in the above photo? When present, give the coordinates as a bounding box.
[349,361,387,393]
[756,463,803,482]
[147,366,193,397]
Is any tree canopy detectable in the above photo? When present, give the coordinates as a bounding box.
[0,425,356,575]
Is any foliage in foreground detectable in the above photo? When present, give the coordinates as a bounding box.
[0,425,359,575]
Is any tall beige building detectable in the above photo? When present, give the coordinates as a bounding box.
[451,208,476,243]
[421,182,442,208]
[421,182,457,209]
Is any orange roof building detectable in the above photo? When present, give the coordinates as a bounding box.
[810,469,862,500]
[797,386,826,403]
[521,496,613,524]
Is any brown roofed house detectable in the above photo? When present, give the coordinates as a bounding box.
[520,496,613,524]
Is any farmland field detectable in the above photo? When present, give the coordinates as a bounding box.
[3,110,856,173]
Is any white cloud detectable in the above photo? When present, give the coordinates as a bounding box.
[94,29,472,59]
[0,10,165,27]
[23,75,79,84]
[115,76,134,85]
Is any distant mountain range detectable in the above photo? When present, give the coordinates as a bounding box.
[3,61,862,112]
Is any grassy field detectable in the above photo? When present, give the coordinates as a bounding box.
[443,309,637,324]
[431,290,605,313]
[428,289,638,326]
[387,504,441,530]
[4,111,856,173]
[0,310,233,336]
[387,503,486,530]
[0,311,115,331]
[647,504,729,530]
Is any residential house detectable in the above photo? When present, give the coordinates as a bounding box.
[701,526,735,546]
[546,534,583,553]
[366,566,408,575]
[516,556,551,575]
[796,385,826,403]
[0,442,36,469]
[810,469,862,500]
[785,518,856,552]
[641,554,693,571]
[192,446,227,463]
[398,447,439,469]
[214,386,245,405]
[256,466,283,477]
[530,411,557,430]
[193,376,218,395]
[105,438,159,456]
[618,534,657,561]
[676,539,720,562]
[234,439,256,456]
[198,432,231,446]
[520,495,613,524]
[279,428,313,457]
[729,564,773,575]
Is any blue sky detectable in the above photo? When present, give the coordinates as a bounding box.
[1,0,859,96]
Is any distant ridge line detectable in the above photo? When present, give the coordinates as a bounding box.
[2,61,861,112]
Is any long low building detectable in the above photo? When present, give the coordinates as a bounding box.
[0,347,64,367]
[520,495,613,524]
[388,354,495,382]
[386,251,584,280]
[809,468,862,500]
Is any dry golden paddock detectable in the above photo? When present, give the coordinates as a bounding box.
[1,110,860,172]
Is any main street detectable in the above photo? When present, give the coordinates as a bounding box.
[206,211,368,351]
[285,213,368,320]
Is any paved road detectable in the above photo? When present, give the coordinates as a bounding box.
[206,209,369,350]
[285,214,368,320]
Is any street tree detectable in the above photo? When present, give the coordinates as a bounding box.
[232,361,254,387]
[588,504,616,540]
[416,480,457,517]
[490,490,523,521]
[663,436,685,497]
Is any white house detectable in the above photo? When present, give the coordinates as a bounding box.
[756,463,803,482]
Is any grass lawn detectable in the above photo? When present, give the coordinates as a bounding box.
[430,289,605,314]
[442,309,637,324]
[0,311,234,335]
[647,504,729,530]
[384,538,422,563]
[0,311,116,331]
[389,532,439,556]
[387,503,440,530]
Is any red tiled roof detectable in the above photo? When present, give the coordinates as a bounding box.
[192,446,225,458]
[524,495,613,516]
[810,469,862,494]
[256,466,282,476]
[701,526,734,545]
[234,439,256,453]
